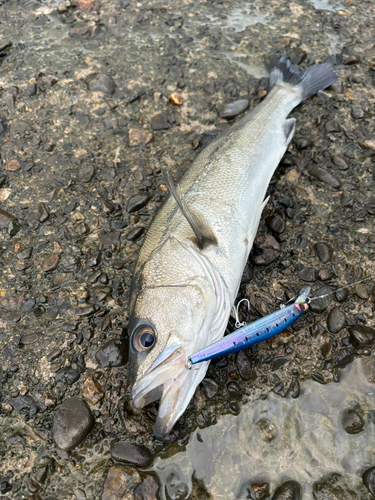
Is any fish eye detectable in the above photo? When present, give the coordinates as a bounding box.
[132,325,156,352]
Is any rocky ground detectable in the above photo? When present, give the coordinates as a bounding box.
[0,0,375,498]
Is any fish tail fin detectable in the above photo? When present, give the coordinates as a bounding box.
[269,55,338,103]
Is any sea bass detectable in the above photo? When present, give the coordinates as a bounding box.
[128,56,337,438]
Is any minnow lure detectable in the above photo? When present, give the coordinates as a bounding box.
[187,287,311,367]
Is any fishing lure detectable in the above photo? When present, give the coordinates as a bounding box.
[187,287,311,367]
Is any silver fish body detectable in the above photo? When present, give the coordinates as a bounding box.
[128,57,337,438]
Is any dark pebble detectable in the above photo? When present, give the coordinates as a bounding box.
[309,286,332,313]
[38,202,49,222]
[18,247,32,260]
[343,55,360,65]
[2,92,15,112]
[101,465,141,500]
[272,480,302,500]
[200,378,219,398]
[26,478,40,493]
[306,164,341,188]
[352,107,364,119]
[112,220,128,230]
[236,351,252,380]
[313,473,354,500]
[335,288,349,302]
[363,467,375,496]
[331,348,354,369]
[331,156,349,170]
[21,333,40,345]
[318,269,332,281]
[251,234,280,266]
[312,371,326,385]
[342,408,364,434]
[219,99,249,119]
[86,73,115,95]
[227,381,242,400]
[55,368,81,385]
[0,481,12,494]
[111,442,153,467]
[151,113,169,130]
[47,348,62,362]
[52,396,94,451]
[251,482,269,499]
[101,231,120,247]
[96,338,128,367]
[348,324,375,348]
[8,220,21,236]
[10,395,39,417]
[314,242,333,264]
[354,284,369,300]
[271,356,289,371]
[295,137,310,150]
[127,227,144,241]
[327,307,346,333]
[134,475,160,500]
[79,164,95,183]
[127,194,150,213]
[324,120,340,133]
[20,299,36,313]
[0,208,16,228]
[273,381,284,395]
[265,214,285,234]
[42,254,60,272]
[298,266,316,282]
[24,83,37,97]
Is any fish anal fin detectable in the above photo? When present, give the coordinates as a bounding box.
[284,118,296,146]
[161,168,217,249]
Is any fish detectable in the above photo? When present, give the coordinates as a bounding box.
[128,55,338,438]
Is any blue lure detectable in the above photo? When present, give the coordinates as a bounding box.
[187,287,310,367]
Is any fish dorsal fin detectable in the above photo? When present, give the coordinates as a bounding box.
[161,168,217,249]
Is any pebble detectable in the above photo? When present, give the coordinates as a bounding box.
[52,397,94,451]
[112,220,128,230]
[55,368,81,385]
[330,79,343,94]
[297,266,316,282]
[265,214,285,234]
[272,480,302,500]
[82,374,105,405]
[24,83,37,97]
[127,194,150,213]
[200,378,219,398]
[8,220,21,236]
[96,339,128,367]
[86,73,115,95]
[331,348,354,369]
[251,234,280,266]
[351,107,364,119]
[343,55,360,65]
[271,357,290,371]
[69,25,90,37]
[363,466,375,496]
[252,482,269,499]
[126,227,144,241]
[313,473,355,500]
[227,381,242,400]
[236,351,252,380]
[348,324,375,348]
[79,164,95,183]
[342,408,364,434]
[2,93,16,112]
[354,284,369,299]
[134,476,160,500]
[128,129,154,147]
[169,93,183,106]
[257,419,278,443]
[20,298,36,313]
[21,333,40,345]
[219,99,249,119]
[324,120,340,133]
[101,465,141,500]
[314,242,333,264]
[0,481,12,494]
[111,442,153,467]
[42,254,60,271]
[335,288,349,302]
[306,164,341,188]
[101,231,120,247]
[151,113,169,130]
[331,156,349,170]
[318,269,332,281]
[327,307,346,333]
[10,395,39,417]
[0,208,16,228]
[5,159,21,171]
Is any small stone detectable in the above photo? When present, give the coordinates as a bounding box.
[343,55,360,65]
[219,99,249,119]
[5,159,21,171]
[271,356,290,371]
[257,419,278,443]
[335,288,349,302]
[128,129,154,147]
[252,482,269,500]
[330,79,343,94]
[298,266,316,282]
[8,220,21,236]
[134,476,160,500]
[348,324,375,348]
[0,481,12,494]
[21,333,40,345]
[227,381,242,400]
[354,284,369,299]
[318,268,332,281]
[52,396,94,451]
[352,107,364,119]
[47,348,62,362]
[82,374,105,405]
[101,465,141,500]
[55,368,81,385]
[2,92,15,112]
[236,351,252,380]
[363,466,375,496]
[111,442,153,467]
[272,480,302,500]
[331,348,354,369]
[18,247,32,260]
[42,254,60,272]
[265,214,285,234]
[314,242,333,264]
[86,74,115,95]
[151,113,169,130]
[127,194,150,213]
[0,41,12,52]
[331,156,349,170]
[24,83,37,97]
[169,93,183,106]
[324,120,340,133]
[38,203,49,223]
[10,395,39,417]
[306,164,341,188]
[200,378,219,398]
[69,25,90,37]
[126,227,144,241]
[251,234,280,266]
[79,164,95,183]
[112,220,128,230]
[342,408,364,434]
[0,208,16,228]
[101,231,120,247]
[327,307,346,333]
[96,339,128,367]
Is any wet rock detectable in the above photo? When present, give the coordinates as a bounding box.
[55,368,81,385]
[20,299,36,313]
[313,473,356,500]
[2,92,16,112]
[312,371,326,385]
[200,378,219,398]
[42,254,60,271]
[324,120,340,133]
[38,202,49,223]
[236,351,252,380]
[86,74,115,95]
[151,113,169,130]
[251,482,269,499]
[272,480,302,500]
[70,25,90,37]
[134,475,160,500]
[318,268,332,281]
[128,129,154,147]
[5,159,21,171]
[111,442,153,467]
[331,155,349,170]
[354,284,369,299]
[271,357,290,371]
[363,466,375,497]
[352,107,364,119]
[47,348,62,362]
[330,348,354,369]
[335,288,349,302]
[101,465,141,500]
[342,408,364,434]
[96,339,128,367]
[0,481,12,494]
[330,79,343,94]
[298,266,316,282]
[169,93,183,106]
[24,84,37,97]
[309,286,332,313]
[257,419,278,443]
[314,242,333,264]
[327,307,346,333]
[79,164,95,183]
[348,324,375,348]
[101,231,120,247]
[306,164,341,188]
[344,55,360,65]
[127,227,144,241]
[251,234,280,266]
[21,333,40,345]
[227,381,242,400]
[112,220,128,230]
[265,214,285,234]
[0,208,16,228]
[82,374,105,405]
[219,99,249,119]
[8,220,21,236]
[10,395,39,417]
[127,194,150,213]
[52,397,94,451]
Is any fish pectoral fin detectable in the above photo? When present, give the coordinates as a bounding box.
[284,118,296,146]
[162,168,217,249]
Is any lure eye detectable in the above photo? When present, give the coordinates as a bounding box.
[133,325,156,352]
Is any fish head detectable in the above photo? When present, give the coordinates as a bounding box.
[129,237,229,438]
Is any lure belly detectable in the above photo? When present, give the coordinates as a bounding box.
[188,287,310,366]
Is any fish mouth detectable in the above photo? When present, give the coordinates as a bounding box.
[132,344,199,439]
